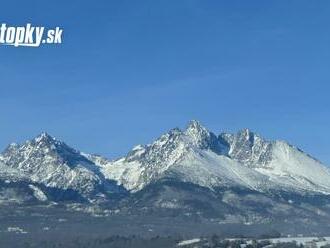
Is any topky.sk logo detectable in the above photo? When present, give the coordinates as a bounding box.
[0,23,63,47]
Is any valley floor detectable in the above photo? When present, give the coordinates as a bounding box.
[1,204,330,248]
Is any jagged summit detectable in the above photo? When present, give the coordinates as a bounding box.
[237,128,255,140]
[2,121,330,232]
[97,120,330,194]
[0,132,123,199]
[185,120,211,144]
[186,119,206,132]
[36,131,54,139]
[219,128,272,167]
[33,132,57,144]
[32,132,67,150]
[1,120,330,204]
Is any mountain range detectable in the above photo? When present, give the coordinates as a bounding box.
[1,120,330,225]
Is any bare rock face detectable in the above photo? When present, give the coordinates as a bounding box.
[219,128,273,167]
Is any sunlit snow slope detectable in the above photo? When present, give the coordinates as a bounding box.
[90,121,330,194]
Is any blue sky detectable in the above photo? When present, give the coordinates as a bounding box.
[1,1,330,164]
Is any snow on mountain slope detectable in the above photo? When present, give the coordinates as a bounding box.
[2,120,330,201]
[92,121,229,191]
[0,160,49,204]
[255,141,330,193]
[0,133,119,198]
[0,159,28,182]
[28,184,48,201]
[221,128,330,193]
[94,121,330,195]
[167,149,272,191]
[219,128,273,168]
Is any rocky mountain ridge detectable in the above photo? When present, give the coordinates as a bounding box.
[1,120,330,206]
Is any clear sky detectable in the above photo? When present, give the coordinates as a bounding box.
[1,1,329,164]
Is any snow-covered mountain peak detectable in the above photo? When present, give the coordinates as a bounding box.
[1,133,86,170]
[183,120,225,154]
[186,120,207,134]
[0,134,118,198]
[34,132,55,143]
[185,120,211,145]
[219,129,272,168]
[31,132,70,152]
[2,121,330,200]
[237,128,255,141]
[232,128,266,146]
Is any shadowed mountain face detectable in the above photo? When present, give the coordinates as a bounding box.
[1,121,330,225]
